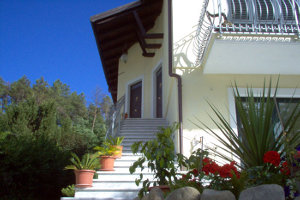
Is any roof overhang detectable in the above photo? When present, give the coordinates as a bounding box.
[90,0,163,103]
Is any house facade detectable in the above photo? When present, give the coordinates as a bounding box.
[91,0,300,157]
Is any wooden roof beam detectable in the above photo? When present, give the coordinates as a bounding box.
[133,11,162,57]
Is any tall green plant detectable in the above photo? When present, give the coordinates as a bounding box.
[107,136,124,146]
[129,123,179,197]
[194,79,300,169]
[65,153,99,170]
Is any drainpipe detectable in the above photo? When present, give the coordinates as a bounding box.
[168,0,183,155]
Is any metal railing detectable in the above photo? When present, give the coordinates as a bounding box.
[193,0,300,66]
[105,95,125,139]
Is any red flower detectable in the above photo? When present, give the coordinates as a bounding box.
[219,161,240,178]
[202,157,220,175]
[182,174,187,179]
[192,168,199,176]
[203,157,211,164]
[280,161,290,176]
[263,151,281,166]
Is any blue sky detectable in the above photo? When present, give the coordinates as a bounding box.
[0,0,133,103]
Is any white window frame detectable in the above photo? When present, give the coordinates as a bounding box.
[125,75,144,118]
[228,87,300,135]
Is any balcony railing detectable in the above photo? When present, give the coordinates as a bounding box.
[193,0,300,66]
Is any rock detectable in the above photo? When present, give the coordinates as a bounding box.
[133,197,140,200]
[295,196,300,200]
[201,189,236,200]
[239,184,284,200]
[165,186,200,200]
[142,194,149,200]
[149,187,164,200]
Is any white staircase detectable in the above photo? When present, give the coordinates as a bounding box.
[71,118,169,200]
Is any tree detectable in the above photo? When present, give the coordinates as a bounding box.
[91,87,104,133]
[101,95,112,120]
[0,78,9,113]
[9,76,32,103]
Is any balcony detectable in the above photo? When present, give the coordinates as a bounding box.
[174,0,300,75]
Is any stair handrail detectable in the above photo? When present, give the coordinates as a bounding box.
[105,95,125,140]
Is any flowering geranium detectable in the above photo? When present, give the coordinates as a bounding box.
[202,157,220,175]
[263,151,281,166]
[280,161,290,176]
[219,161,240,178]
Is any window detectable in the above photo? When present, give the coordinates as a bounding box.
[256,0,275,21]
[227,0,300,23]
[236,97,300,140]
[228,0,251,21]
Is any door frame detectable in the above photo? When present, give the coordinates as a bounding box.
[152,61,163,118]
[125,76,144,118]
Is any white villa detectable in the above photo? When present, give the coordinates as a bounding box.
[91,0,300,155]
[71,0,300,199]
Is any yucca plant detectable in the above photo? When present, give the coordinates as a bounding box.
[194,79,300,169]
[107,136,124,146]
[94,141,117,156]
[64,153,99,170]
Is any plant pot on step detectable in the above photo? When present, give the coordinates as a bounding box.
[100,156,116,171]
[113,145,123,158]
[74,169,95,188]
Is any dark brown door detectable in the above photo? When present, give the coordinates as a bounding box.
[156,68,162,118]
[130,81,142,118]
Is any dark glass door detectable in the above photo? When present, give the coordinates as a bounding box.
[156,68,162,118]
[130,81,142,118]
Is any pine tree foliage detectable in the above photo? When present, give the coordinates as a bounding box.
[0,76,111,199]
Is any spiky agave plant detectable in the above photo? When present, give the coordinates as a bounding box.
[65,153,99,170]
[194,79,300,169]
[107,136,124,146]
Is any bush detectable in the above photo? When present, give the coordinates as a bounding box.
[0,134,73,200]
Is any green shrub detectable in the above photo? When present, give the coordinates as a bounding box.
[0,134,73,200]
[61,184,75,197]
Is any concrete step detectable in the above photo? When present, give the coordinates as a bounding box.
[123,135,156,143]
[73,119,169,199]
[119,130,160,134]
[119,134,157,138]
[120,127,163,131]
[91,181,145,189]
[115,155,142,161]
[75,188,139,199]
[96,172,155,181]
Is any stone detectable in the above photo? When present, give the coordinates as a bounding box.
[201,189,236,200]
[149,187,164,200]
[239,184,284,200]
[165,186,200,200]
[142,194,149,200]
[295,197,300,200]
[133,197,140,200]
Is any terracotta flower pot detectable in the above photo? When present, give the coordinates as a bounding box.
[74,169,95,188]
[113,145,123,158]
[100,156,116,171]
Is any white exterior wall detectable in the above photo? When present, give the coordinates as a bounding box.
[172,0,300,157]
[115,0,300,156]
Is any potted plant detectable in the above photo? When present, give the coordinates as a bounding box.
[64,153,99,188]
[129,123,179,198]
[94,142,117,171]
[108,136,124,158]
